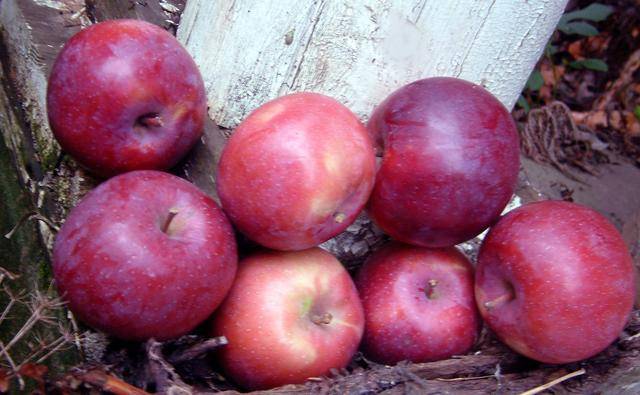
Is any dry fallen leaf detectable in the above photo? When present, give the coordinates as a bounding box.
[623,112,640,135]
[568,40,585,60]
[573,110,608,130]
[585,35,610,55]
[573,110,640,137]
[0,369,10,393]
[18,363,48,381]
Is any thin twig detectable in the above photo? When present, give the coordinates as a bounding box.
[66,310,84,357]
[17,334,69,367]
[435,374,496,382]
[593,48,640,111]
[518,368,586,395]
[168,336,228,364]
[0,299,15,325]
[146,339,191,392]
[0,292,65,356]
[34,336,71,364]
[494,363,502,388]
[1,314,41,357]
[624,332,640,342]
[0,341,24,390]
[0,267,19,283]
[78,370,151,395]
[4,212,59,239]
[0,285,18,324]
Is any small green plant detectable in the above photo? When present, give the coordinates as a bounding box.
[558,2,613,72]
[557,3,614,37]
[517,71,545,113]
[517,3,614,112]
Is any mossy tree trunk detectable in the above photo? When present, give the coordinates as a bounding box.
[0,0,187,380]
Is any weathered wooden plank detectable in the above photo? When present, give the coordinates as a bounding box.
[178,0,568,129]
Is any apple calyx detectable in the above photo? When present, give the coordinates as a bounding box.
[425,279,439,300]
[161,208,179,235]
[311,312,333,325]
[334,212,346,223]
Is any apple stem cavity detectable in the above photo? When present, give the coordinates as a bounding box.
[484,289,515,310]
[425,279,439,300]
[136,112,164,129]
[311,312,333,325]
[162,208,179,234]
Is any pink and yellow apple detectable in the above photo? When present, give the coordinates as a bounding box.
[216,92,376,251]
[211,248,364,390]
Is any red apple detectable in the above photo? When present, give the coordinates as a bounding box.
[476,200,635,364]
[47,19,206,177]
[356,242,479,364]
[53,171,237,341]
[216,92,376,251]
[367,77,519,247]
[211,248,364,390]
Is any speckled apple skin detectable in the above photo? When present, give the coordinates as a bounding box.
[216,92,376,251]
[356,242,479,364]
[476,200,635,364]
[53,171,237,341]
[47,19,206,177]
[211,248,364,391]
[367,77,519,247]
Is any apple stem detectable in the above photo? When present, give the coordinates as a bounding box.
[162,208,179,234]
[425,279,438,299]
[334,212,346,223]
[311,312,333,325]
[484,292,514,310]
[138,113,164,128]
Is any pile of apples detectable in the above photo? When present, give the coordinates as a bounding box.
[48,20,635,391]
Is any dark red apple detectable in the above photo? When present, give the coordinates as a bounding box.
[476,200,635,364]
[367,77,519,247]
[356,242,479,364]
[53,171,237,341]
[216,92,376,251]
[47,19,206,177]
[211,248,364,390]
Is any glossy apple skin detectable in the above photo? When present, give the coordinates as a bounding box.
[356,242,479,364]
[476,200,635,364]
[47,19,206,177]
[52,171,237,341]
[217,93,376,251]
[367,77,519,247]
[211,248,364,390]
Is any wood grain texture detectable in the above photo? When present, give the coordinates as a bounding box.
[178,0,568,129]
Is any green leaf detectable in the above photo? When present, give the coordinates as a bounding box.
[634,106,640,121]
[526,70,544,91]
[517,95,531,113]
[558,21,599,36]
[561,3,614,23]
[545,44,559,56]
[569,58,609,72]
